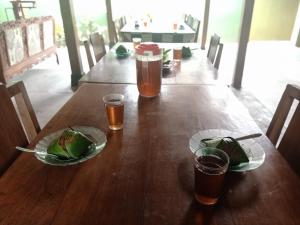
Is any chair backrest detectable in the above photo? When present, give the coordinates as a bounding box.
[111,21,119,46]
[121,16,126,26]
[118,17,124,29]
[191,19,201,42]
[207,33,221,64]
[0,81,40,175]
[266,84,300,176]
[187,15,193,27]
[89,32,106,63]
[84,40,95,69]
[214,43,223,69]
[183,14,188,23]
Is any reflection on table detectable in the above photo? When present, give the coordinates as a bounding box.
[120,21,195,42]
[80,42,219,85]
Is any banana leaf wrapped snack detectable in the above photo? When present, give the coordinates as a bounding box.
[47,129,94,159]
[116,45,129,58]
[201,137,249,166]
[181,46,192,58]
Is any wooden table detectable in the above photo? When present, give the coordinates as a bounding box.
[120,22,195,42]
[1,83,300,225]
[79,42,219,85]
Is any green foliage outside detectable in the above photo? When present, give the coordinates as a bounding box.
[77,14,107,43]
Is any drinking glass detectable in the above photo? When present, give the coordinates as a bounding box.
[173,47,182,60]
[132,38,142,50]
[173,23,178,30]
[103,94,124,130]
[194,147,229,205]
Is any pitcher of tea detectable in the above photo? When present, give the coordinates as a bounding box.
[135,43,162,97]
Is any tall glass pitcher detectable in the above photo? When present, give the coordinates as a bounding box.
[135,43,162,97]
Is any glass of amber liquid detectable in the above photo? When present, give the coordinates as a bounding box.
[103,94,124,130]
[132,37,142,50]
[173,47,182,60]
[194,147,229,205]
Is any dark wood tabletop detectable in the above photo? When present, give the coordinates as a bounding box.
[79,42,220,85]
[1,83,300,225]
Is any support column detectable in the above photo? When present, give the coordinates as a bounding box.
[291,2,300,47]
[59,0,84,87]
[105,0,115,48]
[201,0,210,49]
[232,0,255,89]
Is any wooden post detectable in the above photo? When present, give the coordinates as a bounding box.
[296,31,300,47]
[291,2,300,47]
[201,0,210,49]
[105,0,115,48]
[232,0,255,89]
[59,0,84,87]
[11,1,24,20]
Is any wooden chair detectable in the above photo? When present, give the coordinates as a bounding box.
[111,21,119,46]
[214,43,223,69]
[83,40,95,69]
[187,15,193,27]
[121,16,126,26]
[84,33,106,69]
[266,84,300,176]
[207,33,221,65]
[162,34,173,43]
[191,18,201,42]
[90,32,106,62]
[0,81,40,175]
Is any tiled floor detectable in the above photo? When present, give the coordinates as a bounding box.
[218,40,300,132]
[9,48,74,128]
[10,41,300,132]
[221,41,300,111]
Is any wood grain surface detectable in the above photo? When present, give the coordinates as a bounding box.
[79,43,219,85]
[1,84,300,225]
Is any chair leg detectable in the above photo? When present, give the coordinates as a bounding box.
[55,53,60,64]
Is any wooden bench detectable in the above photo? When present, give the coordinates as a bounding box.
[0,16,58,83]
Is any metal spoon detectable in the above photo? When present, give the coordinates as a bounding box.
[16,146,37,153]
[235,133,262,141]
[15,146,74,162]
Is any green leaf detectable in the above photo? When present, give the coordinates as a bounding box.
[201,136,249,166]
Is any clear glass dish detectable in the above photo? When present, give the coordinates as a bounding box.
[189,129,265,172]
[34,126,107,166]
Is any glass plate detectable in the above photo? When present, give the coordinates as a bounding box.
[34,126,107,166]
[189,129,265,172]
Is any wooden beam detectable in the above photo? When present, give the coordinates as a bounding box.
[105,0,115,48]
[59,0,84,86]
[201,0,210,49]
[232,0,255,89]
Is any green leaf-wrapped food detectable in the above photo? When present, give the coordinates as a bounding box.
[47,129,93,159]
[201,137,249,166]
[116,45,128,55]
[182,46,192,58]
